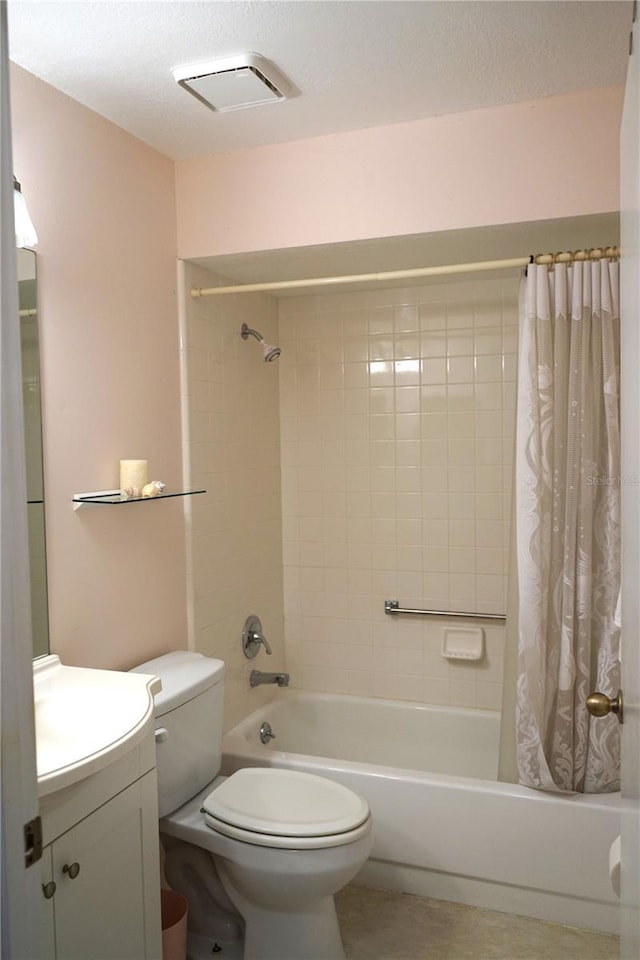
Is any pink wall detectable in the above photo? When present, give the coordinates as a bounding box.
[176,86,623,260]
[9,63,623,674]
[11,64,187,670]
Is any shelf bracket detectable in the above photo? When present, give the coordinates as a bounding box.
[73,489,121,510]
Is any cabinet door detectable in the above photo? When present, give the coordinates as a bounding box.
[52,773,161,960]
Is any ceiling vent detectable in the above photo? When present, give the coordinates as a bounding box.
[172,53,291,113]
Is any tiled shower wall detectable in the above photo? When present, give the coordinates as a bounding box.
[180,263,285,730]
[278,276,519,709]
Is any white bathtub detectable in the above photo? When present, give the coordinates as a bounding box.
[222,691,620,934]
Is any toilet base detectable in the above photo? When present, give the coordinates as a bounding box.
[238,894,345,960]
[162,835,244,946]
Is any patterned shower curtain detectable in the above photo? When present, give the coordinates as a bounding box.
[515,258,621,794]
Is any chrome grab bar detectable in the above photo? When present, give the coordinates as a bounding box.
[384,600,506,621]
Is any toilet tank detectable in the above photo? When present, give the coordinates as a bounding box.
[131,651,225,817]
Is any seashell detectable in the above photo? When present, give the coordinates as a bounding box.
[121,486,141,500]
[141,480,166,498]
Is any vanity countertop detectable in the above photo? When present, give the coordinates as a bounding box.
[34,655,161,797]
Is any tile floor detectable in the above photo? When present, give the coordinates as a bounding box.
[335,884,620,960]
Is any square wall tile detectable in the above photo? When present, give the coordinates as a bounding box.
[186,276,523,718]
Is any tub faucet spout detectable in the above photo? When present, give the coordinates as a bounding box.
[250,670,290,688]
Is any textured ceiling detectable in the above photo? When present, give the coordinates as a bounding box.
[7,0,633,161]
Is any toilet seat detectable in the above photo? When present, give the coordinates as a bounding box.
[202,809,372,850]
[201,768,370,850]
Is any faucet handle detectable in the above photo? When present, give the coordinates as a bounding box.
[249,630,272,655]
[242,615,273,659]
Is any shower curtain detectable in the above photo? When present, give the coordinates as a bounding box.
[515,258,620,794]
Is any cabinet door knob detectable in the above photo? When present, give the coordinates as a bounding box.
[62,862,80,880]
[42,881,57,900]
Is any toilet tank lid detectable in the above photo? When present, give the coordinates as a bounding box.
[130,651,224,715]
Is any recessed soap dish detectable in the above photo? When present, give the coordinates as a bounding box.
[441,626,484,661]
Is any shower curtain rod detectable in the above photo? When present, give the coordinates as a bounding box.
[190,246,619,298]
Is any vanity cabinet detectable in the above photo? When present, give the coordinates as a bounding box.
[40,773,160,960]
[35,656,164,960]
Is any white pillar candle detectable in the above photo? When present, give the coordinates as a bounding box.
[120,459,148,493]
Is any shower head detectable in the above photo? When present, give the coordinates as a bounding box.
[241,323,281,362]
[261,341,281,362]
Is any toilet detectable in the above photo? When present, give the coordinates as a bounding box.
[132,651,373,960]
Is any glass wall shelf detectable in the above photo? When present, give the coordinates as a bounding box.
[73,488,205,509]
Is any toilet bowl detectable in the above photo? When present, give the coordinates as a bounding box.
[132,652,373,960]
[161,768,372,960]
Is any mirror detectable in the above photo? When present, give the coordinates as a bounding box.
[18,248,49,658]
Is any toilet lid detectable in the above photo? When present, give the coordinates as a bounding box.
[201,768,369,838]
